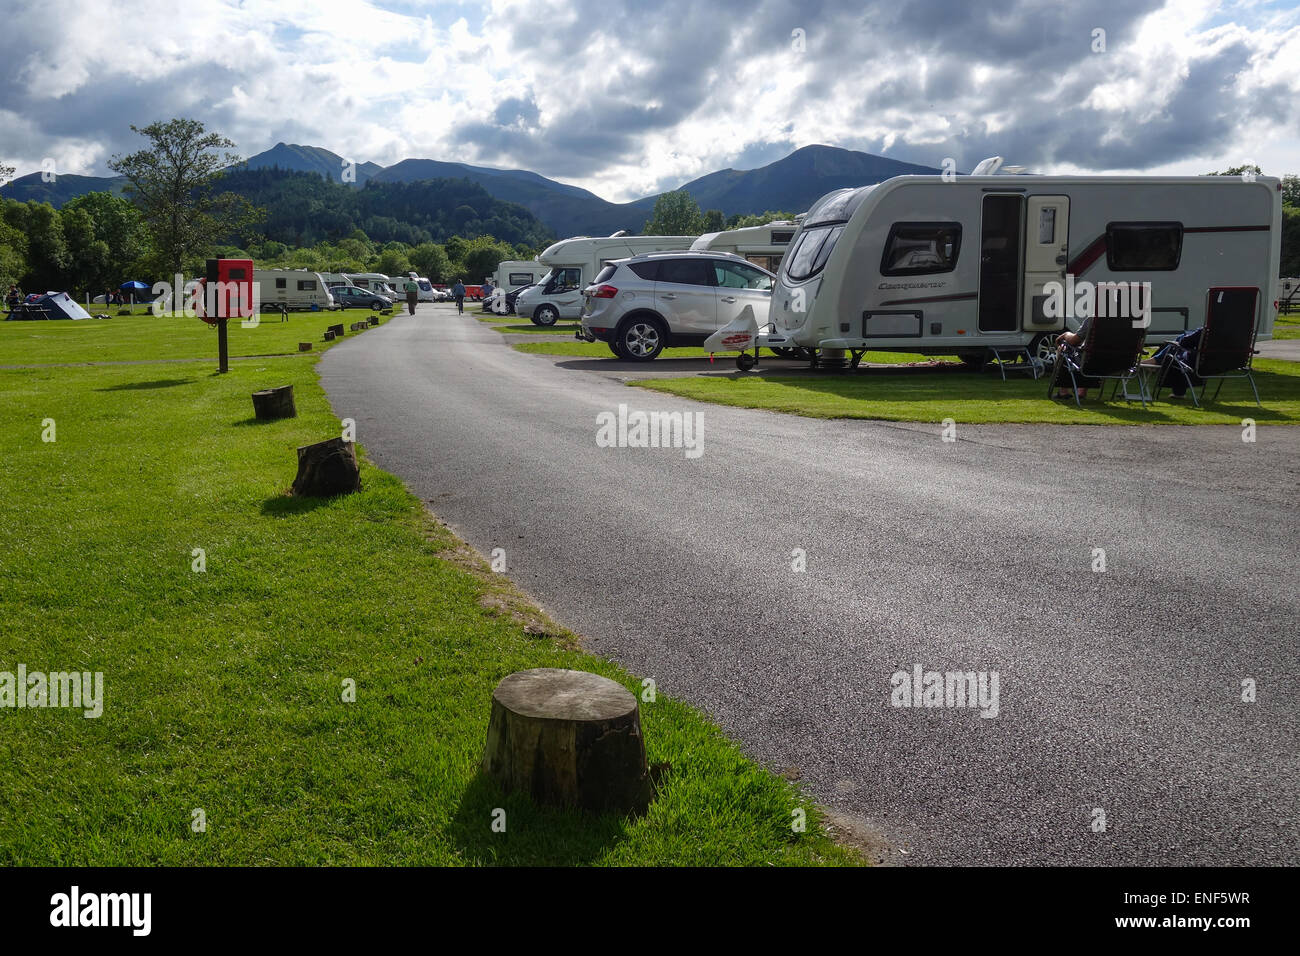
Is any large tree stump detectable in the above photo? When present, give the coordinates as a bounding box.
[290,437,360,497]
[481,668,652,814]
[298,342,312,352]
[251,385,296,420]
[328,323,345,337]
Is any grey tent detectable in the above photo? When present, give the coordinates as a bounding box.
[5,291,92,321]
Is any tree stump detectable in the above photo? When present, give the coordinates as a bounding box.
[290,437,360,497]
[251,385,296,420]
[328,323,345,337]
[368,315,380,326]
[298,342,312,352]
[323,330,335,341]
[481,668,652,814]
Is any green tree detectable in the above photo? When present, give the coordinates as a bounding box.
[377,247,412,277]
[702,208,726,232]
[2,200,67,291]
[108,118,262,279]
[1282,175,1299,208]
[643,190,705,236]
[725,210,800,229]
[1281,207,1300,277]
[61,192,150,289]
[0,216,28,290]
[0,161,14,188]
[410,242,451,283]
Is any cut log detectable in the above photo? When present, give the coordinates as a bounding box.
[290,437,360,497]
[298,342,312,351]
[328,323,345,337]
[481,668,652,814]
[323,330,335,341]
[251,385,296,421]
[368,315,380,326]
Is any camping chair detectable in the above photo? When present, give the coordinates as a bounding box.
[1047,316,1149,407]
[1150,287,1261,408]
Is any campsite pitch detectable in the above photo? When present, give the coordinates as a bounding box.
[0,320,859,867]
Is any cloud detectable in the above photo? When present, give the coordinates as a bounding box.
[1,0,1297,201]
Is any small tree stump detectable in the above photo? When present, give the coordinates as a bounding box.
[290,437,360,497]
[481,668,652,814]
[251,385,296,421]
[328,323,345,337]
[368,315,380,326]
[298,342,312,351]
[323,330,335,341]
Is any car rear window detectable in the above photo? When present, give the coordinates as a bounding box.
[656,258,713,286]
[593,265,617,284]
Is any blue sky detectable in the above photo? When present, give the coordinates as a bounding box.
[1,0,1298,201]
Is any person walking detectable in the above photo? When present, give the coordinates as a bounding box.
[402,273,419,316]
[451,278,466,314]
[480,278,494,311]
[5,284,22,316]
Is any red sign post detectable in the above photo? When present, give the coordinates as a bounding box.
[195,258,254,373]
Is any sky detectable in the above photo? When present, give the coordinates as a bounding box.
[1,0,1298,202]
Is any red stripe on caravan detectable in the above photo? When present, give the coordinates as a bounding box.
[1067,235,1107,277]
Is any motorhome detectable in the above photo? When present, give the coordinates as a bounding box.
[690,221,800,274]
[515,232,696,325]
[345,273,399,297]
[319,272,352,288]
[494,260,544,292]
[756,162,1282,366]
[253,269,336,311]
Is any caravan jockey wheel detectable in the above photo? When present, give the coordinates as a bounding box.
[736,352,757,371]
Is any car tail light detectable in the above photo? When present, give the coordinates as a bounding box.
[590,285,618,298]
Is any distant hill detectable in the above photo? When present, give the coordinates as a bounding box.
[0,172,128,206]
[240,142,383,186]
[1,142,945,238]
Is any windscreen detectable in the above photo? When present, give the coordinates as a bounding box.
[783,224,845,282]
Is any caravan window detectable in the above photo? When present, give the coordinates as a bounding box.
[508,272,534,286]
[298,280,317,291]
[275,278,287,289]
[880,223,962,276]
[784,224,845,281]
[1106,222,1183,271]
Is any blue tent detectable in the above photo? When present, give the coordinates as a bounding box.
[120,280,150,292]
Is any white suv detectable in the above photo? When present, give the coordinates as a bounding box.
[576,251,775,360]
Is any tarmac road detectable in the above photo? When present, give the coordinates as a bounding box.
[320,304,1299,865]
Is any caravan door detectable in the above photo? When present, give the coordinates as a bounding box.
[1022,195,1070,331]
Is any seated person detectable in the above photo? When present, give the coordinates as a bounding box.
[1053,317,1093,399]
[1149,327,1204,398]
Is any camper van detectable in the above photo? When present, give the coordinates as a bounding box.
[345,273,399,297]
[318,272,352,288]
[494,260,544,293]
[757,164,1282,365]
[690,221,799,274]
[254,269,336,311]
[515,232,696,325]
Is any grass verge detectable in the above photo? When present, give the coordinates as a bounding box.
[629,359,1300,425]
[0,331,858,866]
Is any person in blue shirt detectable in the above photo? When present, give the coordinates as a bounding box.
[451,279,466,314]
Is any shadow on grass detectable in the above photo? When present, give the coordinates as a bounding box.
[232,416,289,427]
[95,378,195,391]
[260,492,332,517]
[448,771,632,866]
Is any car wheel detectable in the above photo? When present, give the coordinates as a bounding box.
[534,305,559,326]
[608,340,626,359]
[1031,333,1058,365]
[371,301,383,311]
[617,318,664,361]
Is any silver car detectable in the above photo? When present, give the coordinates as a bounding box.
[576,251,774,360]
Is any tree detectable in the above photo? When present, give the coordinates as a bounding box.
[702,208,726,232]
[1282,175,1299,209]
[726,209,800,229]
[410,242,451,283]
[61,192,150,288]
[0,216,27,289]
[377,247,412,277]
[0,161,14,188]
[2,200,67,291]
[108,118,262,278]
[643,190,705,236]
[1281,207,1300,278]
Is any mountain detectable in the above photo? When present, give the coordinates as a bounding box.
[2,143,945,237]
[0,172,128,206]
[659,144,943,217]
[240,142,383,186]
[371,159,642,237]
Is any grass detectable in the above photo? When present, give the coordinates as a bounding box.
[0,309,391,365]
[1274,312,1299,339]
[514,338,960,362]
[0,324,858,866]
[630,359,1300,425]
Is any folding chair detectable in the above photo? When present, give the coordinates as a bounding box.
[1151,287,1261,408]
[1047,316,1149,407]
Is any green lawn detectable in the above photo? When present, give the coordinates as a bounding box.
[1274,313,1299,339]
[515,338,957,362]
[0,328,857,866]
[0,309,390,365]
[631,359,1300,425]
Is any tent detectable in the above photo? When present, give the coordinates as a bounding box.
[5,291,93,321]
[119,279,151,304]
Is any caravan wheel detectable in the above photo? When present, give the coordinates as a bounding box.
[1031,333,1059,364]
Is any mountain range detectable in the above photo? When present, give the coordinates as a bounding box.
[1,142,942,238]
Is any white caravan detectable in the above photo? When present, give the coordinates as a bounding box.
[516,232,696,325]
[494,260,544,291]
[750,165,1282,366]
[254,269,336,311]
[345,273,399,297]
[690,221,800,275]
